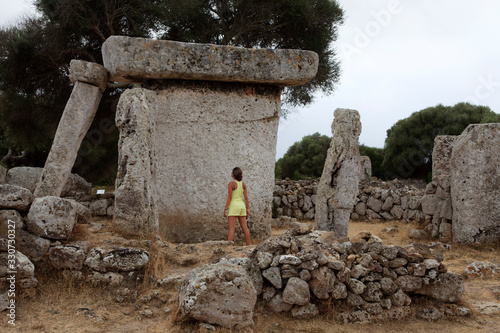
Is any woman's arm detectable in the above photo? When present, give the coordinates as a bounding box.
[224,182,233,217]
[243,182,250,216]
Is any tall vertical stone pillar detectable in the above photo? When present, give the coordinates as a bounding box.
[315,109,362,238]
[103,36,318,242]
[450,123,500,243]
[34,60,108,198]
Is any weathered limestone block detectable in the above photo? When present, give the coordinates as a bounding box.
[115,83,279,241]
[114,88,158,236]
[102,36,318,86]
[49,243,88,270]
[282,277,310,305]
[451,124,500,243]
[178,263,257,329]
[0,210,25,232]
[34,79,104,198]
[432,135,457,181]
[0,184,33,211]
[16,229,51,263]
[90,199,109,216]
[315,109,362,237]
[415,272,464,303]
[85,247,150,272]
[6,167,91,200]
[68,59,108,92]
[26,196,86,239]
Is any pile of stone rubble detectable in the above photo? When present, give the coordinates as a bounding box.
[178,223,467,329]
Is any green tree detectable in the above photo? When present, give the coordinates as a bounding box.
[382,102,500,180]
[276,132,331,179]
[0,0,344,184]
[359,144,384,179]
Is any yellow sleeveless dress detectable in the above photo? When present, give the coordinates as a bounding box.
[228,181,246,216]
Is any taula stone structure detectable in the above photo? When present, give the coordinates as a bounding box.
[103,36,319,241]
[34,60,108,198]
[315,109,362,238]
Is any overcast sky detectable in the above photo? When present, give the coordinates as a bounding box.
[1,0,499,160]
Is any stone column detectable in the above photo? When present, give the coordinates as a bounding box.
[34,60,108,198]
[114,89,159,236]
[315,109,362,238]
[103,36,318,242]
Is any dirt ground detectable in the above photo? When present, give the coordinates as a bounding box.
[2,218,500,332]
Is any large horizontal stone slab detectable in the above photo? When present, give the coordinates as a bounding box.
[102,36,318,86]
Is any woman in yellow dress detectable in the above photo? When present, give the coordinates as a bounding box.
[223,167,251,245]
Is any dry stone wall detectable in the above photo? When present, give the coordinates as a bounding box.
[178,223,467,328]
[274,178,426,223]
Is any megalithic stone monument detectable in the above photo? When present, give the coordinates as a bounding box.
[34,60,108,198]
[102,36,318,241]
[315,109,362,238]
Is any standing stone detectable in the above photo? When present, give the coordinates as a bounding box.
[114,89,158,236]
[315,109,362,237]
[34,60,108,198]
[107,37,318,242]
[451,124,500,243]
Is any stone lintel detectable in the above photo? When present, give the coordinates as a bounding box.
[102,36,318,86]
[69,60,109,93]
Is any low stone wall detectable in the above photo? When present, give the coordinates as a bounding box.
[274,178,427,222]
[178,223,467,328]
[0,183,150,308]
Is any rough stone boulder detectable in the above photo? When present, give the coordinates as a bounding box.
[178,262,257,329]
[415,272,464,303]
[49,242,89,270]
[0,184,33,211]
[26,196,89,239]
[0,209,25,232]
[85,247,150,272]
[6,167,92,201]
[102,36,318,86]
[450,123,500,243]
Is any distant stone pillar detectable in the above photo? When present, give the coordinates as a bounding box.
[34,60,108,198]
[103,36,318,242]
[315,109,362,238]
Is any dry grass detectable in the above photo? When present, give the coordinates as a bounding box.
[2,218,499,332]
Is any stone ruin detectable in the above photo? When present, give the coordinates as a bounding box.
[1,32,498,328]
[103,36,319,242]
[422,123,500,243]
[177,223,467,329]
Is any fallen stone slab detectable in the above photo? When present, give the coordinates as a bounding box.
[102,36,318,86]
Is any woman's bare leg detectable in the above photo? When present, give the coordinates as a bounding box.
[238,216,251,245]
[228,216,237,242]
